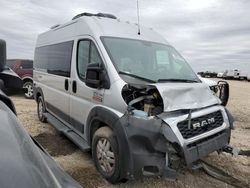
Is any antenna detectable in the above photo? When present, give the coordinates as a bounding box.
[137,0,141,35]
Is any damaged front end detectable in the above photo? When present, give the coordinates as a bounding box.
[120,83,233,180]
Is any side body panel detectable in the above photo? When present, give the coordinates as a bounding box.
[44,73,70,123]
[69,35,127,138]
[34,38,75,125]
[69,36,105,134]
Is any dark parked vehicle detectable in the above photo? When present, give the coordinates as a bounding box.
[0,39,82,188]
[197,71,218,78]
[6,59,33,98]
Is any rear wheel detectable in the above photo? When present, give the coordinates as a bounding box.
[92,126,121,183]
[37,96,47,123]
[23,81,33,99]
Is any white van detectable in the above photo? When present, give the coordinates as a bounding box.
[33,13,234,183]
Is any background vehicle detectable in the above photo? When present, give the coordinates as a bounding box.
[197,71,217,78]
[0,39,82,188]
[0,43,23,93]
[217,72,224,78]
[6,59,33,98]
[34,13,234,183]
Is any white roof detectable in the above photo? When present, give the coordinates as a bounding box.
[36,16,169,47]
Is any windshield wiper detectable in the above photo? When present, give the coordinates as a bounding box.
[157,78,199,83]
[118,71,156,83]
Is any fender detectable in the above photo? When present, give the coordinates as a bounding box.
[22,76,33,81]
[86,106,132,179]
[33,86,44,103]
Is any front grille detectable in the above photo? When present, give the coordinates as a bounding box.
[177,111,224,139]
[187,130,225,148]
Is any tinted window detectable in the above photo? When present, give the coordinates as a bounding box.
[21,60,33,69]
[34,41,73,77]
[77,40,102,79]
[34,47,48,70]
[48,42,73,77]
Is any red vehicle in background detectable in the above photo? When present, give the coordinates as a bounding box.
[6,59,33,99]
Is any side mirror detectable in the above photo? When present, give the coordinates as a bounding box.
[85,63,110,89]
[217,81,229,106]
[85,63,102,89]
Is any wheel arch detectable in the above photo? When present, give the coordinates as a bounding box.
[86,106,121,144]
[22,76,33,83]
[86,106,132,180]
[33,86,44,103]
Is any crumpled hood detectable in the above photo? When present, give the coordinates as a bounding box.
[153,82,221,112]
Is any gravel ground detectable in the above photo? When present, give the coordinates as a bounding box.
[11,80,250,188]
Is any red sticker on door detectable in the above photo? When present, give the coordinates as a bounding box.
[93,92,103,103]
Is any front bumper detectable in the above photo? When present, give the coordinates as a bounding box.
[122,105,232,179]
[184,129,230,163]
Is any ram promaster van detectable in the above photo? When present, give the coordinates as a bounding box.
[33,13,233,183]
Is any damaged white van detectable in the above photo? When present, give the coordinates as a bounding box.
[33,13,233,183]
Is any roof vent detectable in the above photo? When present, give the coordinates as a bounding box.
[72,12,117,20]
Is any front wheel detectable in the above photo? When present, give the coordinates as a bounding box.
[92,126,121,183]
[23,81,34,99]
[37,96,47,123]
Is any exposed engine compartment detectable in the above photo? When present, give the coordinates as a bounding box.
[122,84,164,116]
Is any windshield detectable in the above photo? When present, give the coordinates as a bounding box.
[102,37,199,83]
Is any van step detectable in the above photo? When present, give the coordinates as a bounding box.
[63,130,90,151]
[43,112,90,151]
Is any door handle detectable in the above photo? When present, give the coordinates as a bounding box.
[72,80,77,93]
[65,79,69,91]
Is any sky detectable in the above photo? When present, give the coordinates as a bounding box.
[0,0,250,73]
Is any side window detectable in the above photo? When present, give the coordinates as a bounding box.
[77,41,90,78]
[21,60,33,69]
[34,41,73,77]
[77,40,102,79]
[48,41,73,77]
[90,44,102,65]
[34,46,49,70]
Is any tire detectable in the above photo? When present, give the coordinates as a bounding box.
[92,126,121,183]
[23,81,34,99]
[37,96,47,123]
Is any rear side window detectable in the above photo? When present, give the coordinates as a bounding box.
[21,60,33,69]
[34,41,73,77]
[77,40,102,79]
[34,47,48,70]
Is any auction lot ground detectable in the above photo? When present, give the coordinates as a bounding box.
[11,80,250,188]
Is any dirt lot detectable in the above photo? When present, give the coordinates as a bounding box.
[11,80,250,188]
